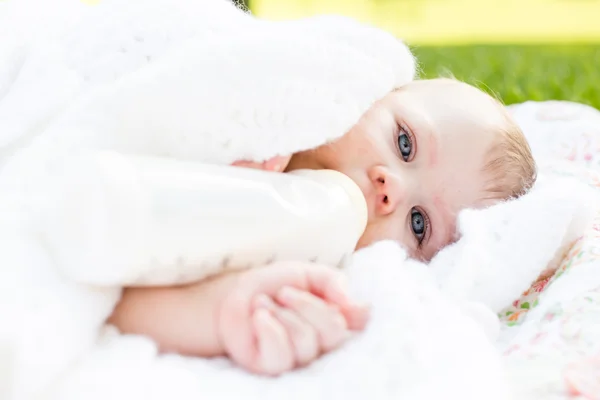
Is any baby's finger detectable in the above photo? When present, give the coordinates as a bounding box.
[276,286,349,352]
[342,304,370,331]
[255,295,319,366]
[252,308,294,375]
[302,264,370,330]
[231,160,263,169]
[303,264,352,306]
[262,155,291,172]
[231,155,291,173]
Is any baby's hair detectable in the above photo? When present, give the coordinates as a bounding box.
[426,77,537,201]
[482,104,537,200]
[395,77,537,202]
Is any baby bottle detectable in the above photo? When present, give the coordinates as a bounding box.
[43,151,368,286]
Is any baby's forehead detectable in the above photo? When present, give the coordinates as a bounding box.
[427,84,506,128]
[426,81,493,104]
[399,79,496,107]
[399,78,467,93]
[390,80,509,155]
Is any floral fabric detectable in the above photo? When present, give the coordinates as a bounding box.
[496,101,600,398]
[499,101,600,327]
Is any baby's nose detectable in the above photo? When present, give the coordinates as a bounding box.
[368,167,404,217]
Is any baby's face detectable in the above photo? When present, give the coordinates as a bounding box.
[289,80,504,260]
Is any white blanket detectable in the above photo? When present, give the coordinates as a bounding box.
[0,1,597,400]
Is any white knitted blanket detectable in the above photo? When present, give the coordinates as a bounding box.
[0,1,596,399]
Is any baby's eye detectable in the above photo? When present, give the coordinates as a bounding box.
[410,208,427,243]
[397,125,415,162]
[398,133,412,161]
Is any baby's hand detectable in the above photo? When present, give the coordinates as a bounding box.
[231,155,291,173]
[218,262,368,375]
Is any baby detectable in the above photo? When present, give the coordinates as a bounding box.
[109,78,536,375]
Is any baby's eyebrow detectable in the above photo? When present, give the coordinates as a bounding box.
[427,130,440,168]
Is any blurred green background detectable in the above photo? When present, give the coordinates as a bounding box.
[247,0,600,108]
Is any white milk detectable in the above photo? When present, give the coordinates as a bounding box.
[43,151,368,286]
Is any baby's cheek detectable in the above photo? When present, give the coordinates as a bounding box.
[355,225,379,250]
[356,221,405,251]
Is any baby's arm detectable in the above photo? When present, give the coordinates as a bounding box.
[110,154,291,353]
[108,272,238,357]
[109,262,369,375]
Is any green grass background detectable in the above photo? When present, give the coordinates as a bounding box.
[413,45,600,109]
[249,0,600,110]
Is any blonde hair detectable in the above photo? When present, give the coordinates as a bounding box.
[396,77,537,201]
[482,99,537,200]
[431,77,537,201]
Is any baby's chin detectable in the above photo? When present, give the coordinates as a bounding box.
[354,221,381,251]
[354,223,398,252]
